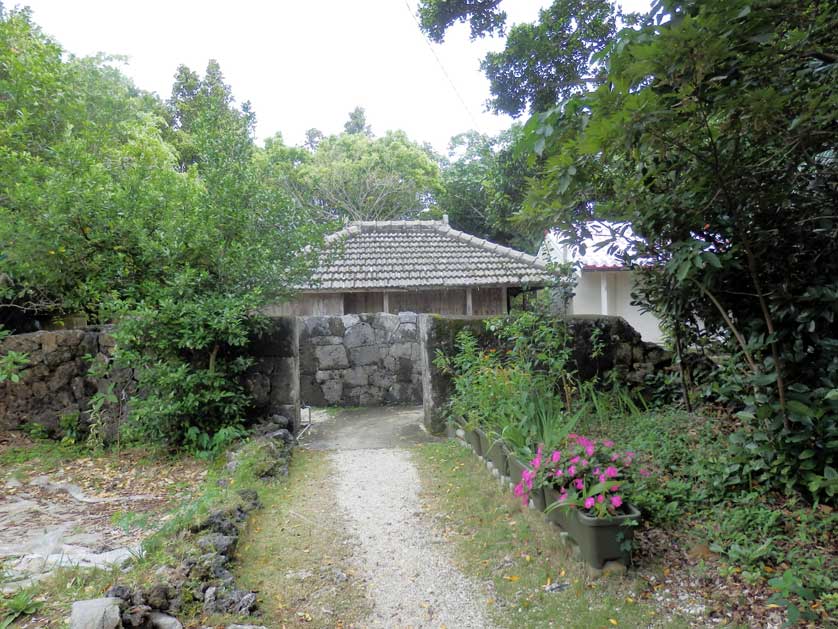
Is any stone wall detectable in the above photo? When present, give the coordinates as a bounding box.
[0,327,134,433]
[420,314,672,435]
[0,317,302,435]
[299,312,423,406]
[243,316,300,430]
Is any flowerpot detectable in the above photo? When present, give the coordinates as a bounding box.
[545,487,640,568]
[475,428,490,459]
[486,439,509,476]
[464,428,482,456]
[508,455,528,487]
[575,503,640,568]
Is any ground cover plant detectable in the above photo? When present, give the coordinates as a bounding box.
[414,440,691,628]
[438,307,837,625]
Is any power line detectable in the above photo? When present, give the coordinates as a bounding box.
[402,0,480,128]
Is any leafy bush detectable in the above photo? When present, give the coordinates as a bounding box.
[113,275,263,449]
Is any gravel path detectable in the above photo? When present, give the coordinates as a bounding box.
[331,448,494,629]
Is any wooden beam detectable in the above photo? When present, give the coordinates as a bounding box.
[501,286,508,314]
[466,288,473,315]
[382,291,389,314]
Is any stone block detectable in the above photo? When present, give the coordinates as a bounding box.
[322,380,343,404]
[398,311,417,324]
[370,371,395,389]
[371,313,400,333]
[300,375,325,407]
[314,370,338,384]
[302,316,332,338]
[349,345,381,366]
[244,372,271,408]
[269,357,297,406]
[392,323,418,342]
[309,335,343,346]
[344,323,375,348]
[389,342,415,360]
[340,366,369,387]
[341,314,360,330]
[396,357,414,382]
[315,345,349,370]
[70,597,123,629]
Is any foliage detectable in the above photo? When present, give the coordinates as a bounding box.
[436,126,540,250]
[427,0,838,502]
[418,0,506,43]
[343,106,372,136]
[296,128,441,221]
[0,590,42,628]
[418,0,618,117]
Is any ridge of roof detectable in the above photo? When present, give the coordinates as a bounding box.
[324,220,549,270]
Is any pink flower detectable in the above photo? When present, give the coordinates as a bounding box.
[603,439,614,448]
[521,469,535,490]
[593,467,601,475]
[570,455,580,464]
[574,478,584,490]
[581,459,589,467]
[611,485,619,491]
[513,483,525,497]
[605,466,618,479]
[555,469,563,477]
[585,445,595,457]
[567,465,576,476]
[597,494,605,504]
[584,497,595,510]
[639,468,651,477]
[598,474,606,483]
[551,450,561,464]
[610,495,623,508]
[611,453,619,461]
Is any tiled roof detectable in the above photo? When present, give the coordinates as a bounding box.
[304,220,553,291]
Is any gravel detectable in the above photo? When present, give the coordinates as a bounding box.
[331,448,494,629]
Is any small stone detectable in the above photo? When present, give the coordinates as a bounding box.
[585,564,604,579]
[144,583,172,610]
[70,598,123,629]
[121,605,151,627]
[103,584,133,602]
[148,611,183,629]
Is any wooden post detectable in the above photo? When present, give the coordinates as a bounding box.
[501,286,508,314]
[466,288,473,316]
[382,291,389,314]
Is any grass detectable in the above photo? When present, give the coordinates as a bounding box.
[235,449,371,628]
[413,440,690,629]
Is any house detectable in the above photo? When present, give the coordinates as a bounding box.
[541,222,664,344]
[269,218,554,316]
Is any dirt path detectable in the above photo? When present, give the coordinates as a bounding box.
[299,407,494,628]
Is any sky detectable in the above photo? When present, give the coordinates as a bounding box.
[18,0,649,154]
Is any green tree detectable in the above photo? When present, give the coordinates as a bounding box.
[418,0,617,116]
[343,106,372,136]
[437,126,538,249]
[298,129,441,221]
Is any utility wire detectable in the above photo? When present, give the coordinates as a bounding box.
[402,0,480,128]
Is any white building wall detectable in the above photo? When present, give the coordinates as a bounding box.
[571,270,664,345]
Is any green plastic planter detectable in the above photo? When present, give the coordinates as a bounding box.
[475,428,490,459]
[486,439,509,476]
[508,455,528,487]
[464,428,482,456]
[546,488,640,568]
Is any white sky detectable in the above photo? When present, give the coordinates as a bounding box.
[18,0,649,153]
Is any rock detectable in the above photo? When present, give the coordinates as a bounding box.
[340,366,369,387]
[348,345,381,366]
[398,311,417,324]
[70,598,123,629]
[148,612,183,629]
[321,379,343,404]
[237,488,261,512]
[121,605,151,627]
[196,533,237,556]
[192,509,239,536]
[314,345,349,370]
[104,584,133,603]
[144,583,172,610]
[343,322,375,348]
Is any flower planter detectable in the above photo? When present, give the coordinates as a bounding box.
[486,439,509,476]
[475,428,490,459]
[546,488,640,568]
[508,455,528,487]
[464,428,483,456]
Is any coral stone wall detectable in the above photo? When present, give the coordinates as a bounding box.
[299,312,423,407]
[0,327,133,433]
